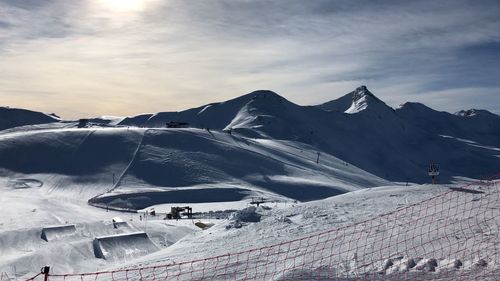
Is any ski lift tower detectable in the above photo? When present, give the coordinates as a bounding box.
[428,163,440,185]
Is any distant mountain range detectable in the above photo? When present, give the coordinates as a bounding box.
[2,86,499,184]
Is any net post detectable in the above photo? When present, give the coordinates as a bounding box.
[42,266,50,281]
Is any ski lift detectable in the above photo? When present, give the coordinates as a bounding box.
[428,163,439,175]
[428,163,440,184]
[250,197,266,207]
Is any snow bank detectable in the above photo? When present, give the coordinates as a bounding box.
[225,206,261,229]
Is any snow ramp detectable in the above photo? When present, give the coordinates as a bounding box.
[93,232,158,260]
[40,224,76,242]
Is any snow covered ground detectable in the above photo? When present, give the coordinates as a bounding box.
[0,87,498,280]
[0,124,389,279]
[0,181,196,277]
[1,178,498,280]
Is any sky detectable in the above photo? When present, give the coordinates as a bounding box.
[0,0,499,119]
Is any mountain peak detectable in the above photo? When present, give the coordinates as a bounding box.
[353,86,380,100]
[220,90,284,107]
[455,109,479,117]
[237,90,293,111]
[249,89,279,97]
[397,102,433,111]
[345,86,384,114]
[354,85,368,93]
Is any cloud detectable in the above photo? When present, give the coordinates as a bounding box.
[0,0,499,118]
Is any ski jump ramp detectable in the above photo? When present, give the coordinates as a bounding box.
[93,232,159,260]
[40,224,77,242]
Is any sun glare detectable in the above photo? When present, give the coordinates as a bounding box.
[98,0,144,12]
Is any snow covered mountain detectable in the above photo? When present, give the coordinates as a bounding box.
[114,86,499,183]
[313,87,500,183]
[397,102,500,146]
[1,86,499,198]
[0,106,59,131]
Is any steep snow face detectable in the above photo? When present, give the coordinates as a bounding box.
[344,86,390,114]
[0,107,59,131]
[224,91,312,139]
[318,86,394,116]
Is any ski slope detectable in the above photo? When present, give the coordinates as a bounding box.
[0,125,388,209]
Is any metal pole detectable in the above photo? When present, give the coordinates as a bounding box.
[42,266,50,281]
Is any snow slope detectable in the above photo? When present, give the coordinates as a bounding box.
[3,176,497,279]
[87,181,499,281]
[0,179,196,277]
[128,184,450,267]
[0,125,388,210]
[0,107,59,131]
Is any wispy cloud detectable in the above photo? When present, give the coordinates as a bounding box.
[0,0,499,118]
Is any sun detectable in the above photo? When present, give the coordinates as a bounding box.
[98,0,144,12]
